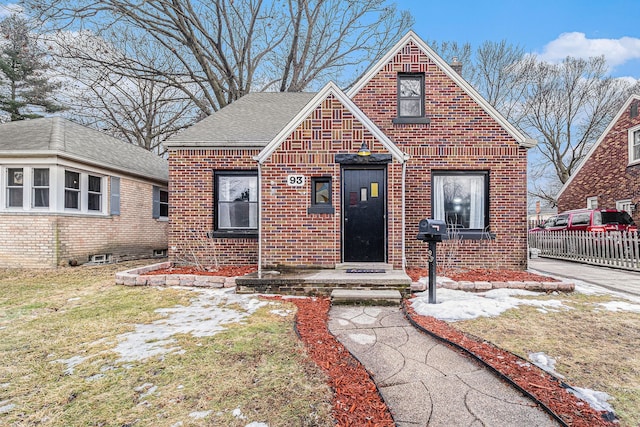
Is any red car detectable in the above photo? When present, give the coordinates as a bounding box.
[530,208,637,233]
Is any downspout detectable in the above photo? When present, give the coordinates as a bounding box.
[401,159,407,272]
[256,160,263,279]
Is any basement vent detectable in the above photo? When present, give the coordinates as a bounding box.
[153,249,168,257]
[89,254,112,264]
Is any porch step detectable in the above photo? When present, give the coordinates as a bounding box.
[331,289,402,306]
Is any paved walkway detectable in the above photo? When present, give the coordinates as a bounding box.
[529,257,640,296]
[328,306,559,427]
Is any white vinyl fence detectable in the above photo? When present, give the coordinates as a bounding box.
[529,231,640,271]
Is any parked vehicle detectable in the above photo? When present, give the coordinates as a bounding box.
[529,209,637,233]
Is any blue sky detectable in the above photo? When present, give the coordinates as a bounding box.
[396,0,640,79]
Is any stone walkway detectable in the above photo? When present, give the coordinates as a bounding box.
[328,305,559,427]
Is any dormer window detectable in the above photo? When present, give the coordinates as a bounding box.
[393,73,429,124]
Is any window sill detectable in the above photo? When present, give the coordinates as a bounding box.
[446,230,496,240]
[392,117,430,125]
[210,230,258,239]
[307,205,335,214]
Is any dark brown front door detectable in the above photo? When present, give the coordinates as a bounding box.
[343,168,386,262]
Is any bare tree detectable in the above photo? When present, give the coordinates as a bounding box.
[25,0,413,116]
[518,56,636,202]
[50,30,196,154]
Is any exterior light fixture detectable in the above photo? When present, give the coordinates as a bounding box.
[357,141,371,156]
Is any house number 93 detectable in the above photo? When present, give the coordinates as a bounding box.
[287,174,305,187]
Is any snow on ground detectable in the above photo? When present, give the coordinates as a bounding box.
[114,287,267,362]
[410,288,569,321]
[411,282,629,417]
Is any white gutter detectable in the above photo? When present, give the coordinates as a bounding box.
[401,160,407,272]
[256,161,263,279]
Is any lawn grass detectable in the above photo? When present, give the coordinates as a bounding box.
[451,292,640,427]
[0,261,332,426]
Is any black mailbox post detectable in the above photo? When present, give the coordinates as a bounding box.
[416,219,448,304]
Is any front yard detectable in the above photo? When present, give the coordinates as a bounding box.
[1,262,639,426]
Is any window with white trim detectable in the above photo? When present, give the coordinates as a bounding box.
[616,199,634,214]
[88,175,102,211]
[32,168,49,208]
[6,167,23,208]
[64,170,80,210]
[629,127,640,163]
[587,196,598,209]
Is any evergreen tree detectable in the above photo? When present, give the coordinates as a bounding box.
[0,14,63,121]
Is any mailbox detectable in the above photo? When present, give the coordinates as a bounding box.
[416,219,447,304]
[417,219,448,242]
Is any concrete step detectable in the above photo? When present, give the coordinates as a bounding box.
[330,289,402,306]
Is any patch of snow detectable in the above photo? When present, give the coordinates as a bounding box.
[348,333,376,345]
[233,408,247,419]
[53,355,88,375]
[189,410,212,419]
[567,386,615,413]
[170,422,184,427]
[269,309,292,317]
[0,401,15,414]
[245,423,269,427]
[410,288,569,321]
[528,352,564,379]
[597,301,640,313]
[113,288,267,362]
[67,297,81,302]
[86,373,104,382]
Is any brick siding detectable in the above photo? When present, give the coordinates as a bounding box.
[558,100,640,223]
[169,40,530,271]
[0,176,168,268]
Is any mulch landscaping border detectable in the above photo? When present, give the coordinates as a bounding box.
[403,300,616,427]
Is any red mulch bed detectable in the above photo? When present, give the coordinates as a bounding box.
[266,288,614,427]
[406,267,560,283]
[404,303,615,427]
[145,265,257,277]
[265,296,394,426]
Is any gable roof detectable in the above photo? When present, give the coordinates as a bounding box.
[0,117,168,182]
[556,94,640,199]
[255,82,408,164]
[164,92,317,148]
[347,30,537,149]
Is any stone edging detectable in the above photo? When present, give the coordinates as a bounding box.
[411,277,575,292]
[115,262,237,288]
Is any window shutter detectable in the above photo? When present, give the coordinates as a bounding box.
[110,177,120,215]
[152,185,160,218]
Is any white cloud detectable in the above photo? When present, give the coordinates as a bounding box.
[539,32,640,71]
[0,3,23,18]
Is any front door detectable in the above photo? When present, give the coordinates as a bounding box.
[343,168,386,262]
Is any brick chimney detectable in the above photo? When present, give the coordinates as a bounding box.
[450,57,463,75]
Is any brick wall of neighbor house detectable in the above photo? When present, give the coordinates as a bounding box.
[352,40,529,270]
[261,94,405,269]
[169,149,260,267]
[558,103,640,223]
[0,176,168,268]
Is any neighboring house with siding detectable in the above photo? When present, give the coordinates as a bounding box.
[165,31,536,274]
[0,117,169,268]
[557,94,640,221]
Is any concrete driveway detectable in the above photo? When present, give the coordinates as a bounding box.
[529,257,640,297]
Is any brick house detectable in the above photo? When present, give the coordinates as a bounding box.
[166,31,536,274]
[0,117,169,268]
[557,94,640,221]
